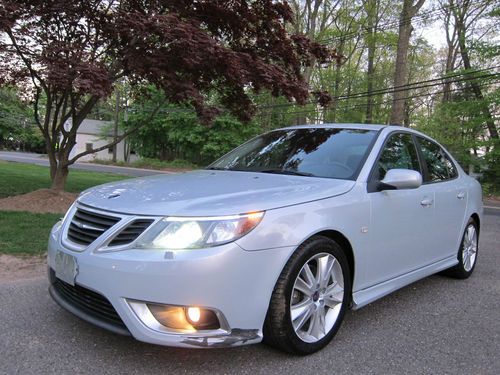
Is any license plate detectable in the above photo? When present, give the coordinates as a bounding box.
[55,251,79,286]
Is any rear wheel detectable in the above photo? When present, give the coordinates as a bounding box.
[442,218,478,279]
[263,236,351,354]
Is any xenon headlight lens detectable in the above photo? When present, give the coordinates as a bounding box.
[136,212,264,249]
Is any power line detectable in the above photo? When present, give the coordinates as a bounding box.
[333,71,500,101]
[257,79,500,117]
[256,66,500,111]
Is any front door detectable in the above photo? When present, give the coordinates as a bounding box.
[366,132,436,286]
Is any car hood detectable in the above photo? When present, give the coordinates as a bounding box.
[77,170,354,216]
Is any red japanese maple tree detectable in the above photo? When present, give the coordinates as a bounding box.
[0,0,337,190]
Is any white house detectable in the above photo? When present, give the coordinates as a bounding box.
[65,119,137,162]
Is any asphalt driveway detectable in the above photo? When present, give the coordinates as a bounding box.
[0,209,498,375]
[0,151,170,177]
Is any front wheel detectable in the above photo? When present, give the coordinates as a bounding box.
[442,218,478,279]
[263,236,351,354]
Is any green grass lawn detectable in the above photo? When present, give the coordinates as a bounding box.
[0,211,61,255]
[0,160,127,198]
[0,160,129,255]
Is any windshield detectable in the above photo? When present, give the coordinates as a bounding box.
[208,128,378,180]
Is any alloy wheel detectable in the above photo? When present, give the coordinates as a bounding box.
[462,224,478,272]
[290,252,344,343]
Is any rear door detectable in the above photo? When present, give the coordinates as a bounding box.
[415,136,468,258]
[367,132,436,285]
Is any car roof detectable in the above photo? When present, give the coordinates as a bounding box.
[277,123,388,131]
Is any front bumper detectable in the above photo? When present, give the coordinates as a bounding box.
[47,224,294,348]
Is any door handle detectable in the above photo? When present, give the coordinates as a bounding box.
[457,191,465,200]
[420,198,433,207]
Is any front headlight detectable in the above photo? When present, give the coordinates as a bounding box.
[136,212,265,250]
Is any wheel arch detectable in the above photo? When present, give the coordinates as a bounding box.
[311,230,355,289]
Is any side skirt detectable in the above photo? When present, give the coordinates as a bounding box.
[351,256,458,310]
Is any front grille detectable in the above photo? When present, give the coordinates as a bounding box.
[108,219,154,246]
[52,273,126,329]
[67,208,120,246]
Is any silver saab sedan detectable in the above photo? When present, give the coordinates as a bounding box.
[47,124,482,354]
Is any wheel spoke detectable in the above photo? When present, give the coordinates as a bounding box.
[316,255,336,287]
[307,308,323,339]
[292,302,314,331]
[470,244,477,255]
[470,253,476,266]
[467,226,475,243]
[464,253,471,271]
[294,276,313,296]
[302,263,316,287]
[322,257,335,288]
[318,308,326,336]
[324,283,344,308]
[315,256,328,287]
[463,236,470,248]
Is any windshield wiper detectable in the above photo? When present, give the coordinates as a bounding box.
[258,169,314,177]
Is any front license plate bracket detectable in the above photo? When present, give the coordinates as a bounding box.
[55,251,79,286]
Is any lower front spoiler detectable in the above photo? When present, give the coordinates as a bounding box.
[49,284,131,337]
[48,267,131,336]
[48,268,261,348]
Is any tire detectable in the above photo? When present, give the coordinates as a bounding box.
[263,235,352,354]
[442,218,479,279]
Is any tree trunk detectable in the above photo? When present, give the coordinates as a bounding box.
[364,0,378,124]
[51,164,69,190]
[389,0,425,125]
[441,2,458,103]
[442,43,456,103]
[365,38,376,123]
[113,89,119,162]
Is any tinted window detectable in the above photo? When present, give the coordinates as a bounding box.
[208,128,377,180]
[374,133,421,180]
[417,137,457,182]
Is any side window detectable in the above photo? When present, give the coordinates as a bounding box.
[375,133,421,180]
[417,137,457,182]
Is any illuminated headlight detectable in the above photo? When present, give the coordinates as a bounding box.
[136,212,264,249]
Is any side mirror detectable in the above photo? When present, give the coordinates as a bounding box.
[378,169,422,191]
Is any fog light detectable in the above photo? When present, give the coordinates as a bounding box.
[184,307,220,330]
[146,303,221,331]
[187,307,201,323]
[148,304,194,331]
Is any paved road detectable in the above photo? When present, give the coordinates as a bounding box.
[0,210,499,375]
[0,151,170,177]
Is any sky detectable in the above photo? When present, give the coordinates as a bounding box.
[421,22,447,49]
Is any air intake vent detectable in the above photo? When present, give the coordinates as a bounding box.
[50,269,127,330]
[67,208,120,246]
[108,219,154,247]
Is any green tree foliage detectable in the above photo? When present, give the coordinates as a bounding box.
[419,72,500,192]
[124,90,262,165]
[0,87,44,152]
